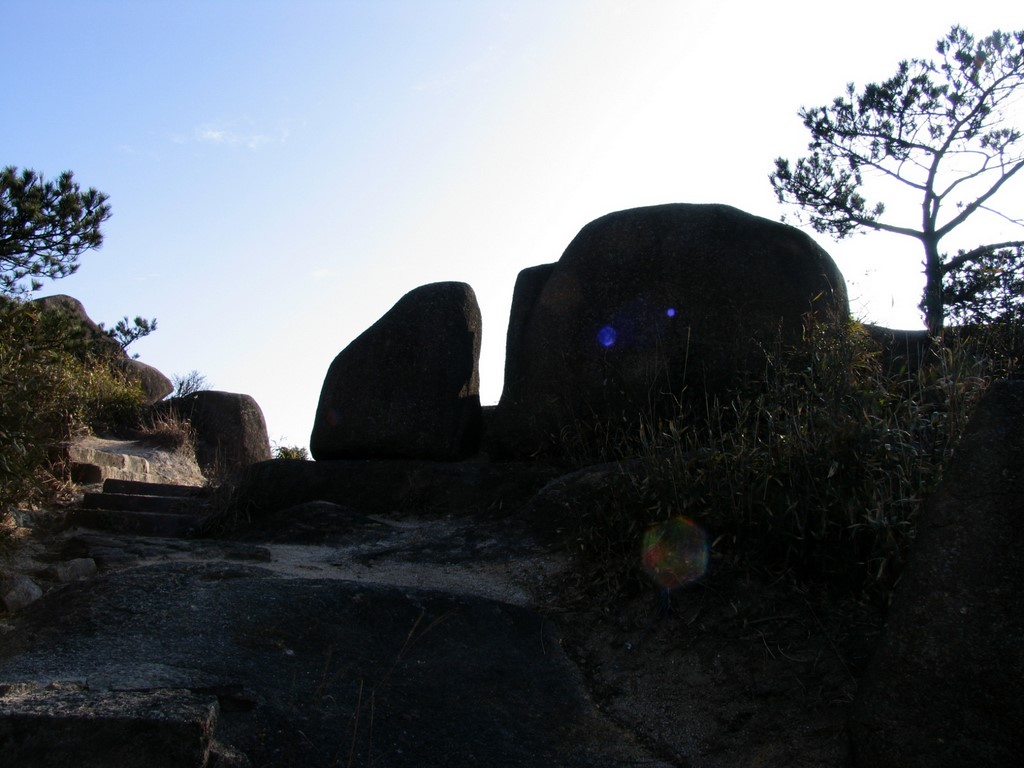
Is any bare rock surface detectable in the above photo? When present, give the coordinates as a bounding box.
[0,562,666,767]
[29,295,173,404]
[0,469,872,768]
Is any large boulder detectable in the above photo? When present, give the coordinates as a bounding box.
[310,281,482,461]
[30,294,121,357]
[489,204,848,458]
[157,391,271,476]
[849,378,1024,767]
[115,358,173,405]
[30,295,172,404]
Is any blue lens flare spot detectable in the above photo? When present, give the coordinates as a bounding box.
[642,516,709,590]
[665,307,676,318]
[597,325,617,347]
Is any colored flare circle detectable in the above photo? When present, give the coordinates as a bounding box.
[642,517,709,589]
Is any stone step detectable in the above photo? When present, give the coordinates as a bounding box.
[70,478,215,538]
[101,478,211,498]
[67,445,154,485]
[68,508,205,538]
[81,491,209,515]
[0,684,221,768]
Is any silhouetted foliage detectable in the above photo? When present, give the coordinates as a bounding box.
[771,26,1024,335]
[943,243,1024,325]
[172,370,211,397]
[101,315,158,356]
[0,166,111,296]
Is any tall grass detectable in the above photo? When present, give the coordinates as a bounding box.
[571,316,1012,606]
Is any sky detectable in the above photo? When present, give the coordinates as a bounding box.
[4,0,1022,451]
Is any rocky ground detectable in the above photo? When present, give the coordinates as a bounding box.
[0,442,884,767]
[551,560,881,767]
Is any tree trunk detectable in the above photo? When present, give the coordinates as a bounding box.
[921,237,944,336]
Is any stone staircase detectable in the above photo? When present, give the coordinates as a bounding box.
[66,436,206,487]
[69,479,213,538]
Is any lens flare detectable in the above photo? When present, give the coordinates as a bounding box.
[665,307,676,318]
[642,516,709,589]
[597,325,617,347]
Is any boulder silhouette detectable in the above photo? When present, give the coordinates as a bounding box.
[310,281,482,460]
[490,203,848,458]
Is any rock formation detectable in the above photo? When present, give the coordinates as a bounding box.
[157,391,272,476]
[30,294,172,404]
[310,281,482,461]
[489,203,848,458]
[849,378,1024,768]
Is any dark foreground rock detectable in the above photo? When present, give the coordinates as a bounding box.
[0,685,222,768]
[849,378,1024,767]
[216,457,561,524]
[0,562,668,768]
[0,458,878,768]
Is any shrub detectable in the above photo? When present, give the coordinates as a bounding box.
[274,444,309,461]
[571,315,1004,607]
[135,410,195,454]
[172,370,211,397]
[0,299,145,513]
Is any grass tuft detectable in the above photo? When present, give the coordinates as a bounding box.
[133,410,196,454]
[569,315,1014,608]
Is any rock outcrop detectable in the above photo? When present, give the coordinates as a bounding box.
[849,378,1024,768]
[489,203,848,458]
[30,295,172,404]
[30,295,122,357]
[310,281,482,461]
[157,392,271,477]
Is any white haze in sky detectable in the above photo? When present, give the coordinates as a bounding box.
[3,0,1021,449]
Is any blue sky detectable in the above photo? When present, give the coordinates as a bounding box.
[4,0,1021,450]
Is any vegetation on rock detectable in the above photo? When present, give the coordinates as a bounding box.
[0,167,158,522]
[568,315,1017,608]
[273,443,310,461]
[0,299,146,514]
[171,369,211,398]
